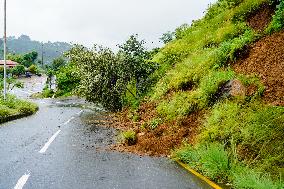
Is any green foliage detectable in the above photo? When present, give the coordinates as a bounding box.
[120,130,137,145]
[200,101,284,173]
[266,0,284,34]
[11,65,25,76]
[0,95,38,120]
[42,85,54,98]
[160,31,175,44]
[149,118,161,130]
[28,64,38,74]
[174,143,231,182]
[232,165,284,189]
[63,35,158,111]
[55,63,80,97]
[52,57,66,71]
[8,51,38,68]
[174,142,283,188]
[150,0,284,187]
[157,91,200,120]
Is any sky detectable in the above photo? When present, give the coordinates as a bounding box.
[0,0,216,49]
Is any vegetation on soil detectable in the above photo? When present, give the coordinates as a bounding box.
[55,0,284,188]
[0,94,38,123]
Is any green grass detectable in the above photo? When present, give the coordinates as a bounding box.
[266,0,284,34]
[0,95,38,122]
[120,130,137,145]
[174,142,284,188]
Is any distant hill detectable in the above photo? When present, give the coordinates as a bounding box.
[0,35,72,64]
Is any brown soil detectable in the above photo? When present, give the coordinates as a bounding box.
[247,3,276,32]
[109,102,205,156]
[233,31,284,106]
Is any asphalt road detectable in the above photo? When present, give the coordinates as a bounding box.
[0,77,212,189]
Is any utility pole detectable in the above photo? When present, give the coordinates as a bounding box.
[3,0,7,100]
[41,43,44,67]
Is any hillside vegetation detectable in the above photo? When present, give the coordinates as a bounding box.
[55,0,284,188]
[117,0,284,188]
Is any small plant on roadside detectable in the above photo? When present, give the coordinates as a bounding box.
[121,130,137,146]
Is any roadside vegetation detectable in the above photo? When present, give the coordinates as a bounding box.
[0,94,38,124]
[0,51,41,123]
[54,0,284,188]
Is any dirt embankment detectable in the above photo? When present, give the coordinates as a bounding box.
[233,31,284,106]
[246,3,275,32]
[109,103,205,156]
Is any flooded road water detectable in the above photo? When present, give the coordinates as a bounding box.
[0,77,212,189]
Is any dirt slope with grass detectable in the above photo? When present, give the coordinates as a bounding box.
[109,0,284,188]
[234,31,284,106]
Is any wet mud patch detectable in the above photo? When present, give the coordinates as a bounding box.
[79,111,119,150]
[233,31,284,106]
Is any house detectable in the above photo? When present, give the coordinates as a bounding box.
[0,60,19,68]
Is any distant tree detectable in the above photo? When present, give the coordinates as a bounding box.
[118,34,157,96]
[160,31,175,44]
[11,65,25,76]
[28,64,38,74]
[52,57,66,71]
[175,24,190,40]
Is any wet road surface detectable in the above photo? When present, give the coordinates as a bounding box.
[0,77,212,189]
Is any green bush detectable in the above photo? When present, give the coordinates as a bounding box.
[121,130,137,145]
[0,95,38,120]
[174,142,283,188]
[28,64,38,74]
[11,65,25,76]
[174,143,231,182]
[200,101,284,173]
[266,0,284,34]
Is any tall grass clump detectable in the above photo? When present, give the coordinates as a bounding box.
[266,0,284,33]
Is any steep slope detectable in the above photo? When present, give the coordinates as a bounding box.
[234,31,284,106]
[110,0,284,188]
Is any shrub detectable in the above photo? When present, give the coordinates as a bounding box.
[11,65,25,76]
[28,64,38,74]
[199,101,284,173]
[174,143,231,182]
[121,130,137,145]
[266,0,284,34]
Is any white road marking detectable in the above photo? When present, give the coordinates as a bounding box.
[63,117,75,125]
[39,130,61,154]
[14,172,30,189]
[77,110,84,115]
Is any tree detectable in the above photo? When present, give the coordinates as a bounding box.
[52,57,66,71]
[62,35,158,111]
[22,51,38,67]
[65,45,123,111]
[160,31,175,44]
[118,34,158,96]
[11,65,25,76]
[28,64,38,74]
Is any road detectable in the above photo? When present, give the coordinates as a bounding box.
[0,77,212,189]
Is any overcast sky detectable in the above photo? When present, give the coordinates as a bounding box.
[0,0,216,49]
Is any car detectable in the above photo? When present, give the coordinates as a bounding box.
[25,72,32,78]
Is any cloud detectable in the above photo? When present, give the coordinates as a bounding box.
[0,0,216,49]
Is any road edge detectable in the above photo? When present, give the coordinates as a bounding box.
[175,160,223,189]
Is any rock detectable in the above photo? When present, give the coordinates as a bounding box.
[219,79,246,98]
